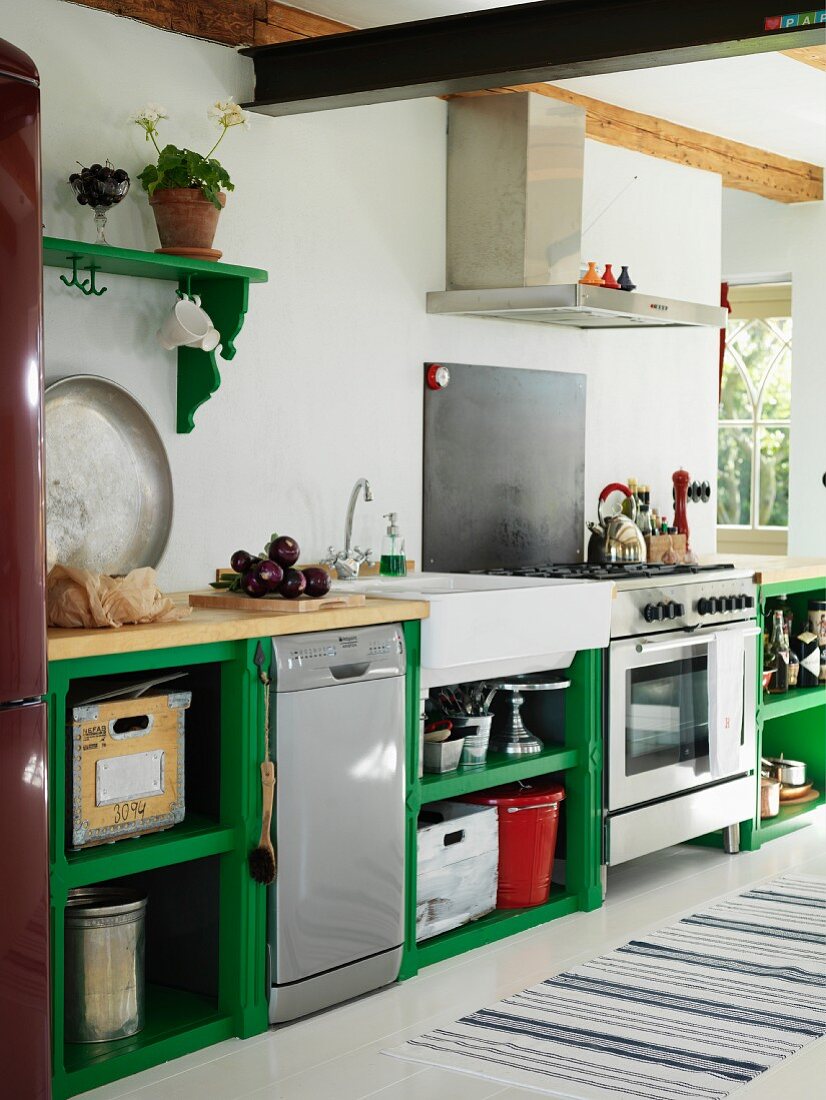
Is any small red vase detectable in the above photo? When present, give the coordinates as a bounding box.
[602,264,620,290]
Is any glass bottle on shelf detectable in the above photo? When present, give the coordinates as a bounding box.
[622,478,638,518]
[770,594,794,649]
[637,503,652,537]
[766,609,790,695]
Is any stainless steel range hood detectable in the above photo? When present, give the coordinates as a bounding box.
[427,93,726,330]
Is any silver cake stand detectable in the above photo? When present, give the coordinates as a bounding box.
[488,673,572,755]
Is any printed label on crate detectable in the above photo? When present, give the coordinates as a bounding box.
[765,10,826,29]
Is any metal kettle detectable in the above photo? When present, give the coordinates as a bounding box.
[587,482,648,564]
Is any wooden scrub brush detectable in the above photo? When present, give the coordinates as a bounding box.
[249,643,277,885]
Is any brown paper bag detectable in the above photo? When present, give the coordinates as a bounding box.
[47,564,192,629]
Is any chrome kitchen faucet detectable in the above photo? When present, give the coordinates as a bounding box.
[325,477,374,579]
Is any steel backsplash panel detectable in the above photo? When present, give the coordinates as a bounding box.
[423,363,585,572]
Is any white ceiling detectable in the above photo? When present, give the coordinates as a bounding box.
[304,0,537,24]
[300,1,825,165]
[557,56,826,166]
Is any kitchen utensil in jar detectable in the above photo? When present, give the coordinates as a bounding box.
[452,715,492,767]
[45,376,173,574]
[587,482,647,564]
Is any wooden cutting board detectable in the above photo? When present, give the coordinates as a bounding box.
[189,590,367,614]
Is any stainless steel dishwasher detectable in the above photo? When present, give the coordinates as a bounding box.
[268,623,406,1024]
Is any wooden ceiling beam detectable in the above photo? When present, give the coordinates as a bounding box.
[451,83,823,204]
[60,1,350,47]
[782,44,826,70]
[61,0,822,203]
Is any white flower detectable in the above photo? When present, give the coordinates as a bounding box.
[208,97,251,130]
[131,103,169,126]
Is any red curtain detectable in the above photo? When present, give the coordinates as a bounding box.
[719,281,731,399]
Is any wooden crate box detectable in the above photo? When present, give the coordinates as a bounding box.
[70,690,191,848]
[417,801,498,942]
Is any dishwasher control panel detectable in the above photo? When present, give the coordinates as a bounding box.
[272,623,405,692]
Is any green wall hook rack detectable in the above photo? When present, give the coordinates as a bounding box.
[44,237,268,432]
[59,254,108,296]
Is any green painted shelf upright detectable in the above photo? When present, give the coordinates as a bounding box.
[48,640,270,1100]
[741,572,826,851]
[43,237,268,433]
[399,647,603,977]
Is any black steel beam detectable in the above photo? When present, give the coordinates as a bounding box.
[241,0,825,116]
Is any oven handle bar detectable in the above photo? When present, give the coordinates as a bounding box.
[635,626,761,655]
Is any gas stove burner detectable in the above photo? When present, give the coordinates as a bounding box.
[478,562,737,581]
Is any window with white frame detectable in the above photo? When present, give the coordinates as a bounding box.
[717,283,791,547]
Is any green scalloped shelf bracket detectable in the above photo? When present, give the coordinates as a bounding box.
[42,237,268,434]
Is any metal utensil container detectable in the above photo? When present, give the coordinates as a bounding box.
[453,715,493,767]
[423,737,465,774]
[64,888,147,1043]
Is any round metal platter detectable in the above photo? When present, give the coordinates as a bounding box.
[45,376,173,574]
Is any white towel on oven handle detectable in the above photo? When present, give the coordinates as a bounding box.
[708,629,746,779]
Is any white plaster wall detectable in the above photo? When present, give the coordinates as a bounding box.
[722,188,826,556]
[7,0,722,588]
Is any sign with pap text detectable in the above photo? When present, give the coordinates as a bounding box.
[764,10,826,29]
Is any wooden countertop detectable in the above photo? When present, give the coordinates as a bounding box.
[47,594,429,662]
[701,554,826,587]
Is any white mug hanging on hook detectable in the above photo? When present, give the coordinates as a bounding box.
[157,290,220,352]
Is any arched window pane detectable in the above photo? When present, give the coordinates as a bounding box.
[759,426,789,526]
[728,319,783,393]
[718,427,753,525]
[759,347,792,421]
[719,358,753,420]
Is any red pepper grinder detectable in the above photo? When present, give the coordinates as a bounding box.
[672,468,690,547]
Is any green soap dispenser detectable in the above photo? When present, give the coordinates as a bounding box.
[380,512,407,577]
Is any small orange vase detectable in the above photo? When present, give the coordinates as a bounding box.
[580,261,603,286]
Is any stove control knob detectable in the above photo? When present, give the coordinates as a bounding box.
[721,596,734,612]
[698,597,714,615]
[743,595,755,609]
[666,603,678,619]
[643,603,663,622]
[674,602,686,617]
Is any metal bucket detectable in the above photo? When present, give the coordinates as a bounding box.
[453,715,493,767]
[64,888,147,1043]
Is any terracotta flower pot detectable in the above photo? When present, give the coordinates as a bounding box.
[149,188,226,261]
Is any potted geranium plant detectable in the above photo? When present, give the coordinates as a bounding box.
[132,99,250,260]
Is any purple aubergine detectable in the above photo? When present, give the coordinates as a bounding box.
[278,568,306,600]
[241,569,267,598]
[268,535,300,569]
[303,567,331,598]
[231,549,255,574]
[258,559,284,592]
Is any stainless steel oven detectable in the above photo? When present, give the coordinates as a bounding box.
[604,570,760,867]
[609,621,758,812]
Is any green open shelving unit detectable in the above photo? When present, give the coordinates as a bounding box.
[419,746,579,803]
[741,573,826,851]
[43,236,268,433]
[48,639,270,1100]
[399,647,603,979]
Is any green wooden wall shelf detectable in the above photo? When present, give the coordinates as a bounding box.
[43,237,268,434]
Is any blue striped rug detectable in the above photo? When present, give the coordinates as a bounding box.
[385,874,826,1099]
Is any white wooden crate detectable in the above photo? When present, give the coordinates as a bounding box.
[416,801,498,942]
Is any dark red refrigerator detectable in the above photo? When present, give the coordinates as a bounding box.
[0,37,52,1100]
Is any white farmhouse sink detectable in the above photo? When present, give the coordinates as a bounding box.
[332,573,614,687]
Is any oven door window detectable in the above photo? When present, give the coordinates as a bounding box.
[625,654,709,776]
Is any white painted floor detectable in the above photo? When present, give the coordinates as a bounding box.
[80,814,826,1100]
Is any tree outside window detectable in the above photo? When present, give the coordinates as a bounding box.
[718,288,791,540]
